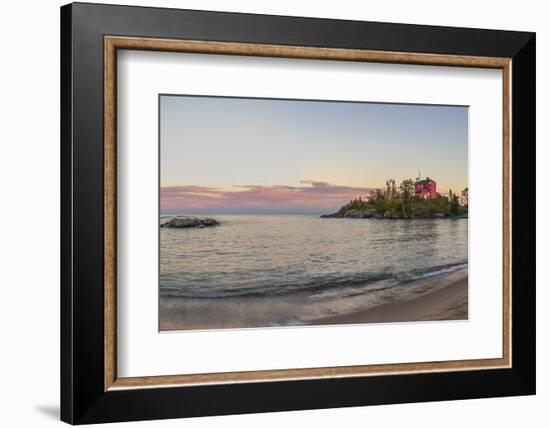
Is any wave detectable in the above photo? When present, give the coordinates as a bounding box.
[160,261,468,299]
[415,262,468,279]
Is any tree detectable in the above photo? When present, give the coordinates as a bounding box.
[461,187,469,205]
[399,179,415,217]
[399,179,414,196]
[450,191,460,215]
[352,177,468,218]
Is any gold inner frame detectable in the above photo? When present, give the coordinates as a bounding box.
[104,35,512,391]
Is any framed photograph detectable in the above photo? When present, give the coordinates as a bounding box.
[61,2,535,424]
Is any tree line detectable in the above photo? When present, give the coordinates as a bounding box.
[346,179,468,218]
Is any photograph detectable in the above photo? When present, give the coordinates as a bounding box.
[55,2,536,424]
[159,95,469,331]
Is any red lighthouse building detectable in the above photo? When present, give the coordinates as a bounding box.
[415,177,437,199]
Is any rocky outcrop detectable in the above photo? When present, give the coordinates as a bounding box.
[161,216,220,228]
[321,208,467,220]
[321,206,378,219]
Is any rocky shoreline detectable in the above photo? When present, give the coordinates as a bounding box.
[321,208,467,220]
[161,216,220,228]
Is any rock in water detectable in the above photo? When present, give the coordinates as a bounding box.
[321,206,375,219]
[161,216,220,228]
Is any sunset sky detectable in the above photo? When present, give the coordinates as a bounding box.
[160,95,468,214]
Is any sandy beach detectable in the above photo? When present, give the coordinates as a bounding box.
[314,269,468,325]
[160,267,468,331]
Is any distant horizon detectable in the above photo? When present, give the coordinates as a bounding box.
[160,178,467,215]
[160,95,468,213]
[160,210,328,215]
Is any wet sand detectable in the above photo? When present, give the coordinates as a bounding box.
[160,269,468,331]
[314,273,468,325]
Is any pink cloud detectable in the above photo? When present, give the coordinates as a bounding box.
[161,181,374,213]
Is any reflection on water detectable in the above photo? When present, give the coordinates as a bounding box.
[160,215,467,300]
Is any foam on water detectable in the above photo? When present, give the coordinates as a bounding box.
[159,214,468,328]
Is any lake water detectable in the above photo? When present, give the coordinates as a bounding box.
[160,215,467,328]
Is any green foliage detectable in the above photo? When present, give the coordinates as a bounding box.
[399,179,415,196]
[343,179,469,219]
[450,193,460,215]
[348,197,370,211]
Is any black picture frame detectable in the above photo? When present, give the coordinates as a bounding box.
[61,2,535,424]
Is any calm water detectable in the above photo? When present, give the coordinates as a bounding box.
[160,215,467,308]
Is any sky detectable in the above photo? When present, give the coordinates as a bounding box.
[160,95,468,214]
